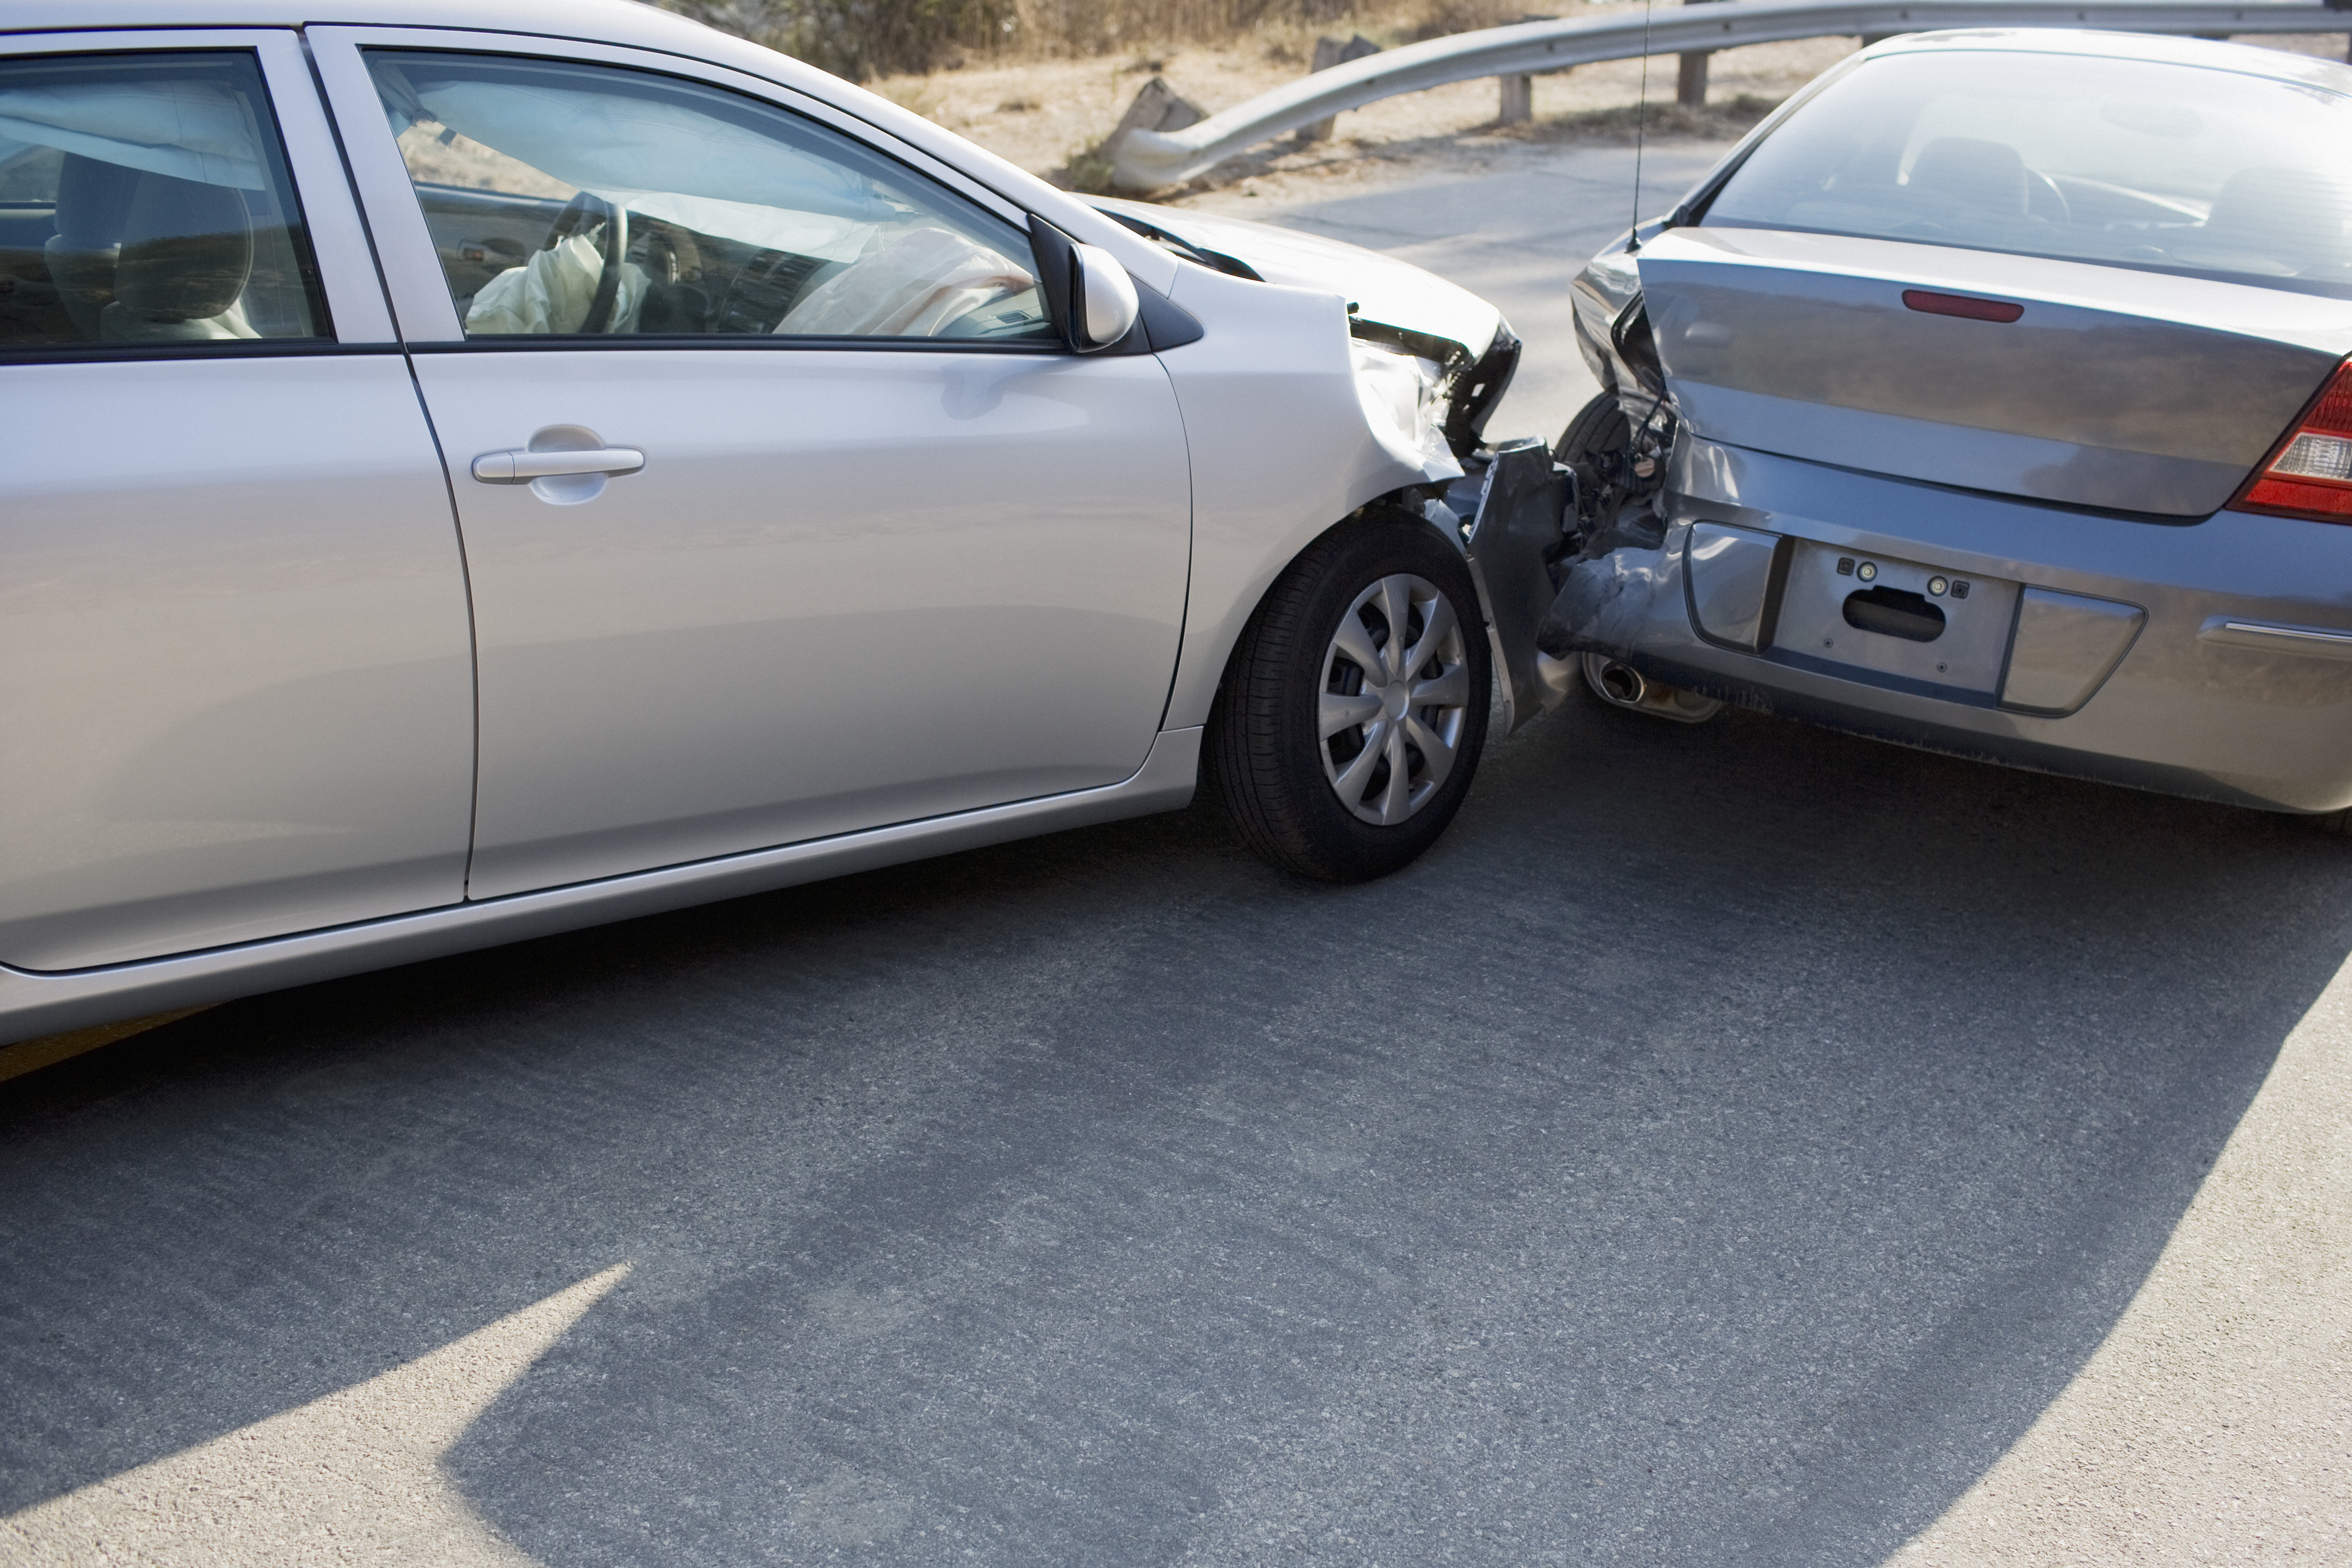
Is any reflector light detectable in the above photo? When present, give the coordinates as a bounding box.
[2235,358,2352,521]
[1901,289,2024,323]
[2273,432,2352,483]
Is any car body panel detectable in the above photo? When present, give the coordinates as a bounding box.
[1547,434,2352,812]
[1639,226,2345,517]
[1154,259,1463,733]
[0,728,1203,1045]
[1085,194,1503,363]
[0,354,479,972]
[414,345,1194,900]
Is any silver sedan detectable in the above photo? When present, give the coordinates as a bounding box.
[1546,30,2352,822]
[0,0,1551,1044]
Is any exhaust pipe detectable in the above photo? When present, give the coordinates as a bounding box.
[1595,659,1647,705]
[1579,652,1724,725]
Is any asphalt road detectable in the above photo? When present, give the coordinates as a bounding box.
[5,144,2350,1568]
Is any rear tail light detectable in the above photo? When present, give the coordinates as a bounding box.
[2236,358,2352,521]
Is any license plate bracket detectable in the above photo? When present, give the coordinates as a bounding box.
[1769,541,2018,694]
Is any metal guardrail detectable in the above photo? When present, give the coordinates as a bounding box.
[1110,0,2352,188]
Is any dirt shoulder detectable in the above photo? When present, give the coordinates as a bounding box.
[877,29,1856,200]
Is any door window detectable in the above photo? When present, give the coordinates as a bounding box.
[0,51,329,349]
[365,51,1053,342]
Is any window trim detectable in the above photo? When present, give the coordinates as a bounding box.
[0,28,396,353]
[306,24,1058,350]
[0,340,404,367]
[401,336,1065,356]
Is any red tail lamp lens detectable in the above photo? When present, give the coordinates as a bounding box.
[2237,359,2352,521]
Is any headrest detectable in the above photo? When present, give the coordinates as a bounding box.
[112,171,252,324]
[1906,138,2029,218]
[2199,166,2350,273]
[53,153,139,248]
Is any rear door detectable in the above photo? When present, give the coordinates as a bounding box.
[0,32,474,971]
[311,30,1192,900]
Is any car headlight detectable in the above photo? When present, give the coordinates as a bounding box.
[1351,337,1454,474]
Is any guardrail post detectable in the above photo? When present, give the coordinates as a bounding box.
[1678,0,1721,107]
[1499,72,1533,123]
[1297,34,1382,143]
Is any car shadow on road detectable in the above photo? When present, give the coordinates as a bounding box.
[3,697,2344,1566]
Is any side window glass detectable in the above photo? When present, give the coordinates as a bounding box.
[365,51,1054,344]
[0,51,329,350]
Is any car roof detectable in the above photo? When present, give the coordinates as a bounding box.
[0,0,702,42]
[1864,26,2352,96]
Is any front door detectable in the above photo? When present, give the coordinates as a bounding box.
[320,36,1192,899]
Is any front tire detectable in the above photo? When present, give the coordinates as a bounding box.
[1211,516,1492,881]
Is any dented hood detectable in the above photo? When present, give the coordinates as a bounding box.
[1087,195,1503,361]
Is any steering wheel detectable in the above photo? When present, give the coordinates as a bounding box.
[541,190,627,335]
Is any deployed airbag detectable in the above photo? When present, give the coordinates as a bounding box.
[466,233,648,335]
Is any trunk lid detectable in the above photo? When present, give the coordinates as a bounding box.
[1638,227,2352,517]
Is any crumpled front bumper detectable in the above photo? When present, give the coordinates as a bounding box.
[1445,438,1578,735]
[1539,435,2352,814]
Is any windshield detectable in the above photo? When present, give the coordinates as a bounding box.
[1701,49,2352,293]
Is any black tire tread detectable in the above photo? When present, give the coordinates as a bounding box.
[1554,389,1631,467]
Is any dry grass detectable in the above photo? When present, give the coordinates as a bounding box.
[660,0,1532,79]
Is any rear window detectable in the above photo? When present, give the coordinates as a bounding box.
[1700,49,2352,292]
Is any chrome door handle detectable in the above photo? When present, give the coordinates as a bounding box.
[472,447,645,483]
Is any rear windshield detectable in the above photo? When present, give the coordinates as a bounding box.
[1700,49,2352,293]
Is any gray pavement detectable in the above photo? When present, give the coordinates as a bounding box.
[5,143,2351,1568]
[4,693,2349,1564]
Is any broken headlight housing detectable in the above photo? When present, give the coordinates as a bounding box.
[1350,318,1522,463]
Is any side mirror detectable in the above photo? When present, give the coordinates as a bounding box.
[1030,218,1140,352]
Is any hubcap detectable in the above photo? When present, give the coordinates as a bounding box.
[1316,572,1472,827]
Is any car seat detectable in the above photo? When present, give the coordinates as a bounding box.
[2179,166,2350,276]
[1904,137,2031,217]
[98,171,255,342]
[43,153,139,340]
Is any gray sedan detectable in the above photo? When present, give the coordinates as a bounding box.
[1545,29,2352,820]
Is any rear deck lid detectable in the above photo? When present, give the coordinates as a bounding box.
[1639,227,2347,516]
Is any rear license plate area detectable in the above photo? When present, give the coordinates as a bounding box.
[1769,542,2018,694]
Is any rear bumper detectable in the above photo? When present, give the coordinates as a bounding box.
[1541,438,2352,813]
